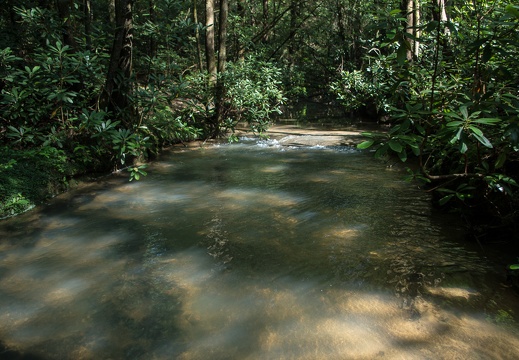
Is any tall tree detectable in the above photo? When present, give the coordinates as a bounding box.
[205,0,217,86]
[83,0,92,52]
[101,0,134,123]
[404,0,420,61]
[214,0,229,136]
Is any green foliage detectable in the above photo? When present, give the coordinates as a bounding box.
[221,58,286,134]
[348,1,519,235]
[129,165,148,182]
[176,58,285,137]
[1,193,32,219]
[0,146,71,218]
[330,64,393,115]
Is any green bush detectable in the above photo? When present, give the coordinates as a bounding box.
[0,146,71,218]
[221,57,286,134]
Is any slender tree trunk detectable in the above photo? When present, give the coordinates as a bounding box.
[84,0,92,52]
[217,0,228,76]
[193,0,204,71]
[405,0,420,61]
[148,0,157,58]
[262,0,269,42]
[236,0,246,61]
[288,0,299,63]
[109,0,116,26]
[205,0,216,86]
[214,0,228,138]
[101,0,134,123]
[336,0,346,70]
[435,0,450,35]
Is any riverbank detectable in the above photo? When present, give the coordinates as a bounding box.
[0,122,378,219]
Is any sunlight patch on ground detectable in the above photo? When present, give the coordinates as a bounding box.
[322,226,360,240]
[217,188,305,208]
[260,164,288,173]
[425,286,479,300]
[2,236,519,359]
[150,251,519,359]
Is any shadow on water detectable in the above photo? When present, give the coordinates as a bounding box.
[1,140,519,358]
[0,340,46,360]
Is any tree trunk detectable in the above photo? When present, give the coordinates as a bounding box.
[434,0,450,35]
[236,0,246,61]
[217,0,228,76]
[109,0,116,26]
[193,0,204,71]
[262,0,269,42]
[56,0,78,50]
[214,0,229,137]
[101,0,134,124]
[404,0,420,61]
[84,0,92,52]
[205,0,216,86]
[336,0,346,45]
[288,0,299,63]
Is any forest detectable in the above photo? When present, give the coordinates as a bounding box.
[1,0,518,245]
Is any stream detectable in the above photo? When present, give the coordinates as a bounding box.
[1,134,519,359]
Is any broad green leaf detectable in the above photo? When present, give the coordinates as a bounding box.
[473,118,501,125]
[460,106,469,119]
[508,264,519,270]
[459,141,468,153]
[439,193,455,206]
[408,143,420,156]
[437,188,456,194]
[495,152,507,169]
[398,150,407,162]
[357,140,374,149]
[447,121,463,127]
[506,5,519,19]
[388,140,403,153]
[468,125,483,136]
[450,128,463,144]
[472,131,493,148]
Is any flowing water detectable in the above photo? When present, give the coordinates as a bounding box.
[1,135,519,359]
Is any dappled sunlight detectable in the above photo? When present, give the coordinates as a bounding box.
[153,250,519,359]
[217,188,305,208]
[321,226,360,241]
[425,285,479,300]
[1,142,519,358]
[260,164,289,173]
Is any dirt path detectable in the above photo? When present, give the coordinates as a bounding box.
[175,121,385,149]
[239,121,384,147]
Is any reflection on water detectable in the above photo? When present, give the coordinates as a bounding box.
[1,137,519,359]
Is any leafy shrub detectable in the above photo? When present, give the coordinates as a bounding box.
[0,146,71,218]
[330,57,395,116]
[221,57,286,134]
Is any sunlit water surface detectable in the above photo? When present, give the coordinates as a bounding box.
[1,137,519,359]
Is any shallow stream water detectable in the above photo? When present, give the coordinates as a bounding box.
[1,136,519,359]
